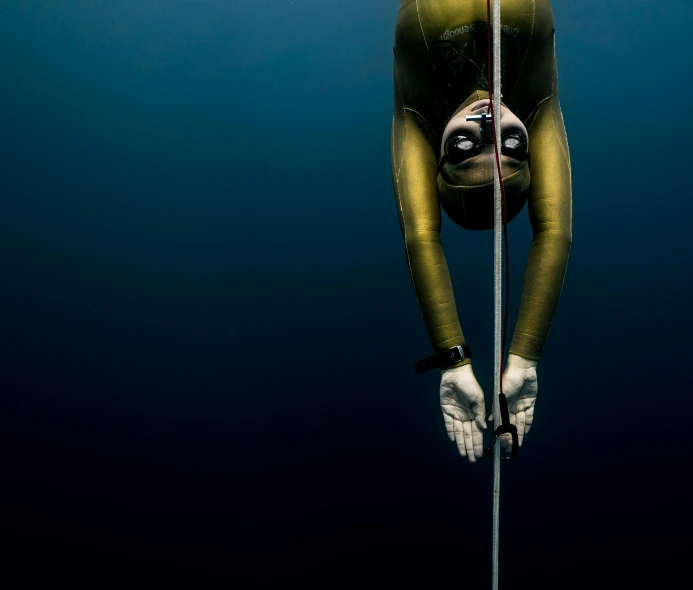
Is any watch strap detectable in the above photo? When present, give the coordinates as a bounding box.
[414,345,472,373]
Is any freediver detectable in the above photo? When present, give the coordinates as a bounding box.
[391,0,571,462]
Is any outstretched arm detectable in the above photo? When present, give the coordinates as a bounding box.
[491,95,572,453]
[509,95,572,362]
[392,99,488,461]
[391,94,470,367]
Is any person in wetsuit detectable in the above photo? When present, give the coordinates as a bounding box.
[391,0,571,462]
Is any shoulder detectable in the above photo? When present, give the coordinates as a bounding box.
[533,0,556,41]
[393,0,426,57]
[393,0,440,126]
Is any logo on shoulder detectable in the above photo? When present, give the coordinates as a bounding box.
[440,22,519,42]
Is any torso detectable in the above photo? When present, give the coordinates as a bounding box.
[394,0,556,138]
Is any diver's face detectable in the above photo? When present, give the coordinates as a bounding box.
[440,100,528,185]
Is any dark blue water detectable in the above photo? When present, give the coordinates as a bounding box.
[2,1,691,587]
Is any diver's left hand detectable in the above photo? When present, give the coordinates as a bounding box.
[488,354,538,453]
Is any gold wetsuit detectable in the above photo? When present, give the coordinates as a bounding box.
[391,0,572,367]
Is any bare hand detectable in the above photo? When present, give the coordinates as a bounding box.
[488,354,538,454]
[440,364,487,463]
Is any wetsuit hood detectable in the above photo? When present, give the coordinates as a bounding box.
[437,90,530,230]
[437,159,530,230]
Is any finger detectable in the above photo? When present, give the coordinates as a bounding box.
[471,419,484,459]
[500,413,516,454]
[454,419,467,458]
[443,412,455,442]
[515,410,526,447]
[463,420,476,463]
[525,405,535,435]
[474,404,487,431]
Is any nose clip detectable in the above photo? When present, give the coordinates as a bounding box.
[466,111,494,144]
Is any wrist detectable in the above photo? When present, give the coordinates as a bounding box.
[440,357,472,372]
[507,353,538,370]
[441,360,473,374]
[414,344,471,373]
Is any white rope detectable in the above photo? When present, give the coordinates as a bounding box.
[491,1,502,589]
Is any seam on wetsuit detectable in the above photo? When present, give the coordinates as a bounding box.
[524,94,553,130]
[415,0,431,54]
[393,60,405,182]
[392,103,422,322]
[403,107,440,144]
[507,0,536,98]
[550,34,572,176]
[550,100,569,170]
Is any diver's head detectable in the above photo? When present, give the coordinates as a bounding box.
[437,95,531,230]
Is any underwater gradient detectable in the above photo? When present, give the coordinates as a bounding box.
[1,1,691,586]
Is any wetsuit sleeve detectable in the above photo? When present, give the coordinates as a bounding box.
[392,63,471,368]
[509,95,572,361]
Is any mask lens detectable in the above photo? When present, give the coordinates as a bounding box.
[445,134,482,165]
[501,132,528,161]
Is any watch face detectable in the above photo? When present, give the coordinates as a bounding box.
[448,347,462,362]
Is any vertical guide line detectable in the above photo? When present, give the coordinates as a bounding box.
[491,0,502,589]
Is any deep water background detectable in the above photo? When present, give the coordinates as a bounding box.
[2,1,691,587]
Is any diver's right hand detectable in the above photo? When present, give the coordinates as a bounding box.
[440,364,488,463]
